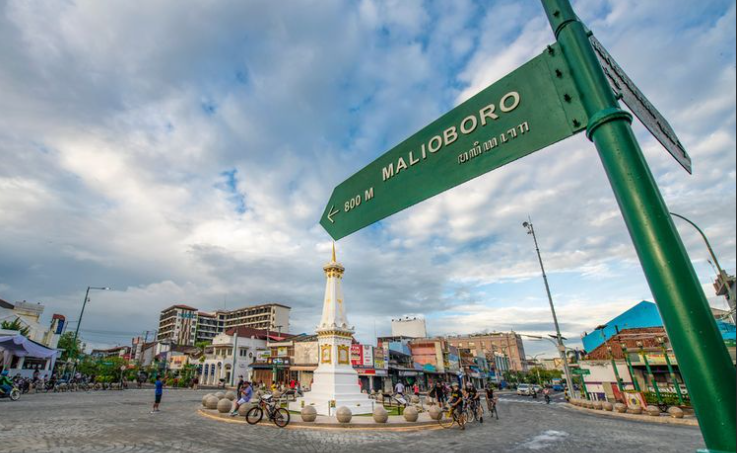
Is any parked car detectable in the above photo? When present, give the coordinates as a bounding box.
[516,384,533,396]
[552,384,564,392]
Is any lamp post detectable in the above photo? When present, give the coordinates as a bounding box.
[658,336,685,406]
[523,219,576,397]
[71,286,110,359]
[620,343,640,392]
[671,212,736,323]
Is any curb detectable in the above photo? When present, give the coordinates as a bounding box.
[565,404,699,427]
[197,409,444,431]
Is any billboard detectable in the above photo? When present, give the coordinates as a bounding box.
[351,345,363,367]
[362,346,374,368]
[374,347,386,370]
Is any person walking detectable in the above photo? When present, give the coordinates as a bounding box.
[151,376,164,413]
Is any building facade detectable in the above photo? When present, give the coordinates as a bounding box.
[157,303,291,347]
[157,305,198,346]
[446,332,527,372]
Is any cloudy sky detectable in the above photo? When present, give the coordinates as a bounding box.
[0,0,734,358]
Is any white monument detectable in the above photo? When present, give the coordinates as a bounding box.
[290,245,373,415]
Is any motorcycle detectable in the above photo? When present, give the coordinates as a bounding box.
[0,386,21,401]
[544,393,551,404]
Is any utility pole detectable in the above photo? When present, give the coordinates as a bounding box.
[230,330,239,387]
[541,1,736,450]
[523,219,576,397]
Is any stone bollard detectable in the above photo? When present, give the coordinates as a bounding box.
[202,393,214,407]
[646,405,661,417]
[614,403,627,413]
[404,406,419,422]
[217,398,233,414]
[214,392,225,400]
[429,405,443,421]
[225,391,237,401]
[602,402,614,412]
[237,402,254,417]
[205,395,220,410]
[628,405,643,415]
[668,407,684,419]
[336,407,352,424]
[411,395,421,405]
[273,391,282,400]
[301,405,318,423]
[373,406,389,424]
[593,401,603,410]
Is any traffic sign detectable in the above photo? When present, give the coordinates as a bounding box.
[589,36,692,174]
[572,368,590,376]
[321,44,587,240]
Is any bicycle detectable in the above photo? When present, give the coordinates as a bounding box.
[464,397,483,423]
[437,404,466,429]
[486,396,499,420]
[245,395,290,428]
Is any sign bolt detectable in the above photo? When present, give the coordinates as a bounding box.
[573,119,581,128]
[555,69,563,78]
[564,94,573,103]
[547,45,555,55]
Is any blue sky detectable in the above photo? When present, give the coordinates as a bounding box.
[0,0,734,358]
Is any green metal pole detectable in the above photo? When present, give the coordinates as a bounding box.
[609,355,624,392]
[541,1,736,451]
[621,344,640,392]
[661,341,685,406]
[639,346,663,404]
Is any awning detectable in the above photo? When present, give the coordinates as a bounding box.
[290,365,317,372]
[0,335,58,358]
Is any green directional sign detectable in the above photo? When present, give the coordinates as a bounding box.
[572,368,591,376]
[321,44,588,240]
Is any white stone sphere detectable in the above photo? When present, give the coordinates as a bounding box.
[336,406,352,424]
[217,398,233,413]
[214,392,225,400]
[205,395,220,410]
[202,394,213,407]
[668,406,684,419]
[428,405,443,421]
[373,406,388,424]
[225,391,237,401]
[301,405,318,423]
[403,406,419,422]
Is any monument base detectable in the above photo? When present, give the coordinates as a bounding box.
[289,368,374,415]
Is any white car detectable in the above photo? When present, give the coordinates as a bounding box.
[516,384,532,396]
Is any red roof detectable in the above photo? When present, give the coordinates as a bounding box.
[224,326,294,341]
[586,327,667,360]
[162,304,198,312]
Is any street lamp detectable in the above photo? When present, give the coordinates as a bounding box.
[72,286,110,359]
[671,212,736,323]
[522,218,575,396]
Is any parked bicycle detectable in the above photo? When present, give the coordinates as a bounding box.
[245,395,290,428]
[464,396,483,423]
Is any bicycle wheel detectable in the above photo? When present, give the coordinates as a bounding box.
[272,408,290,428]
[438,409,455,429]
[9,388,21,401]
[465,405,477,423]
[245,406,264,425]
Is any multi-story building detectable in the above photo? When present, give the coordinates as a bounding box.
[218,303,290,332]
[157,303,291,347]
[157,305,198,346]
[195,312,220,343]
[446,332,527,372]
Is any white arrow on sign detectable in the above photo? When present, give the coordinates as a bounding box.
[327,205,340,224]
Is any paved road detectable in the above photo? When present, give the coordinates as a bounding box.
[0,389,705,452]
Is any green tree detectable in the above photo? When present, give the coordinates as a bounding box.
[1,317,30,337]
[57,332,84,360]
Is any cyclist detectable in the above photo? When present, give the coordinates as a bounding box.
[466,382,482,423]
[448,382,465,430]
[0,370,13,396]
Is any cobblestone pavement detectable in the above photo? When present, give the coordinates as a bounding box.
[0,389,705,453]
